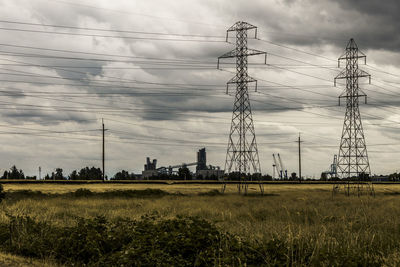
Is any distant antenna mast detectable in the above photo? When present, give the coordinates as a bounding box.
[218,21,267,194]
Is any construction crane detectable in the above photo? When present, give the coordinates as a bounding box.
[272,154,281,179]
[277,153,288,179]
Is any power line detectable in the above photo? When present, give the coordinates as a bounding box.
[0,26,226,42]
[0,19,225,38]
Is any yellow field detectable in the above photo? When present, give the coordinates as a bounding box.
[3,182,400,194]
[1,182,400,265]
[1,183,400,237]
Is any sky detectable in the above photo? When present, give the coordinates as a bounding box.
[0,0,399,178]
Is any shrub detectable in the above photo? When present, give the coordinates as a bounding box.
[0,215,266,266]
[0,213,389,266]
[0,184,5,202]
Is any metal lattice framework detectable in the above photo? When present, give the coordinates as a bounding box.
[217,21,266,194]
[334,38,371,180]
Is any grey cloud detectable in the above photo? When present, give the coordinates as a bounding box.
[0,0,397,176]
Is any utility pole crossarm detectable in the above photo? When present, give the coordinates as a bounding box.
[338,54,367,64]
[337,38,367,67]
[334,69,371,86]
[338,53,367,66]
[218,49,267,69]
[226,21,257,36]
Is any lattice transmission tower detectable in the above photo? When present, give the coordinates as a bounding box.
[333,38,374,195]
[217,21,266,194]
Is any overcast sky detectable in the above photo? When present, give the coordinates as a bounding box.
[0,0,399,178]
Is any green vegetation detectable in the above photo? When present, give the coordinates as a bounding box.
[0,184,4,203]
[0,252,56,267]
[1,184,400,266]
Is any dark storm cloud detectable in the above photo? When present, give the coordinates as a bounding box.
[334,0,400,51]
[336,0,400,18]
[219,0,400,53]
[0,0,398,176]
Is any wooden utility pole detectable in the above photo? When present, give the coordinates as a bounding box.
[102,119,105,181]
[297,133,303,181]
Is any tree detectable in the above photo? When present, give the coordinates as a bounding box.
[389,173,400,182]
[7,165,24,179]
[77,167,102,180]
[112,170,135,180]
[69,170,79,180]
[359,172,370,181]
[53,168,64,180]
[178,166,192,180]
[262,174,273,181]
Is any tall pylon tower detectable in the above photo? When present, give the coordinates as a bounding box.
[217,21,266,194]
[334,38,371,180]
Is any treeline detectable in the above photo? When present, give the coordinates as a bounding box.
[0,165,279,181]
[1,166,110,180]
[387,172,400,181]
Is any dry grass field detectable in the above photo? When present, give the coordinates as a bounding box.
[4,181,400,194]
[1,182,400,265]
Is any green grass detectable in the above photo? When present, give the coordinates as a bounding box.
[1,184,400,265]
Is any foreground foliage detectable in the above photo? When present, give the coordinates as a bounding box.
[0,214,270,266]
[0,184,4,203]
[1,186,400,266]
[0,213,397,266]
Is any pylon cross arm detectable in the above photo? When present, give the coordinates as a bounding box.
[226,77,258,93]
[218,49,267,65]
[334,69,371,86]
[227,21,257,32]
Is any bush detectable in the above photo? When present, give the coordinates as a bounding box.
[0,213,389,266]
[0,184,5,202]
[0,215,268,266]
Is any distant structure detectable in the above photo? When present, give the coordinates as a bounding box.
[195,148,223,178]
[322,155,338,179]
[142,148,223,179]
[217,21,267,194]
[333,38,374,196]
[142,157,158,179]
[196,148,207,172]
[277,153,288,179]
[272,154,288,180]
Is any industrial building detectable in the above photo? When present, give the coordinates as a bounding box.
[142,148,224,179]
[142,157,159,179]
